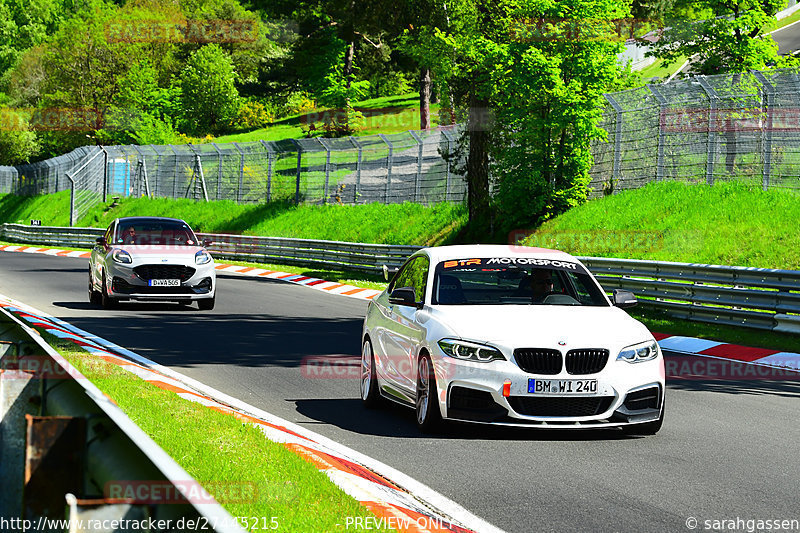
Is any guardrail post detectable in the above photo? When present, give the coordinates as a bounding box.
[647,85,667,182]
[697,76,718,185]
[603,94,623,192]
[753,70,774,191]
[379,134,393,203]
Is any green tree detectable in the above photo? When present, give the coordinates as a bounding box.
[0,107,39,164]
[180,44,240,134]
[649,0,788,74]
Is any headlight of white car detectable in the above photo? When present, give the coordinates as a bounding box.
[438,339,505,363]
[195,250,212,265]
[111,249,132,264]
[617,340,659,363]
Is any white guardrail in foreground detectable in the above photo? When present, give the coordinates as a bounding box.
[0,306,246,532]
[1,223,799,333]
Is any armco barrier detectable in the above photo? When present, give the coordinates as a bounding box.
[2,223,799,332]
[0,306,245,532]
[0,223,419,274]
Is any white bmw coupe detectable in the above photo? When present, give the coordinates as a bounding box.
[361,245,664,434]
[89,217,216,310]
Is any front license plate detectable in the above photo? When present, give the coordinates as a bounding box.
[528,378,597,394]
[149,279,180,287]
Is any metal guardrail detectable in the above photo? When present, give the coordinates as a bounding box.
[2,223,799,332]
[0,223,419,274]
[0,306,244,532]
[579,256,800,334]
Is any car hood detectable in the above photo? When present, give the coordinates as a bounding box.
[114,245,207,259]
[428,305,653,351]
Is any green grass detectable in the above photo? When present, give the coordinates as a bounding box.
[77,196,466,246]
[0,193,467,246]
[0,190,72,226]
[637,55,688,80]
[524,180,800,270]
[41,330,394,531]
[765,8,800,33]
[216,93,449,144]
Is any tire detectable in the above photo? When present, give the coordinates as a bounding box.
[100,273,117,310]
[415,353,442,433]
[198,297,215,311]
[360,339,381,408]
[88,268,100,305]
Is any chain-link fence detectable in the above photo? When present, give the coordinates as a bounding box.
[5,69,800,223]
[0,125,466,225]
[590,68,800,197]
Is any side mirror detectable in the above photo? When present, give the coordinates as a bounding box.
[96,237,106,247]
[203,239,213,247]
[388,287,420,308]
[612,289,637,308]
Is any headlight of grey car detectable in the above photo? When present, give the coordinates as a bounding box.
[438,339,505,363]
[617,340,659,363]
[111,249,132,264]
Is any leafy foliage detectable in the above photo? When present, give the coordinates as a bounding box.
[179,44,241,134]
[650,0,792,74]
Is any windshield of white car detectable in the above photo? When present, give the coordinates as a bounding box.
[432,262,609,306]
[114,222,198,246]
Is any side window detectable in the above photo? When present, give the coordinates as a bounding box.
[105,225,114,244]
[390,256,430,303]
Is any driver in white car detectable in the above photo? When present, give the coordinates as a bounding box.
[529,269,555,303]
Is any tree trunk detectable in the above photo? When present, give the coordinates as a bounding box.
[467,95,491,225]
[344,41,355,91]
[419,67,431,130]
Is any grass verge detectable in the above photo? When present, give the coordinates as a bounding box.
[523,180,800,270]
[0,193,467,247]
[39,329,395,532]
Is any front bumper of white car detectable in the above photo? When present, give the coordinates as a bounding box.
[106,262,216,302]
[433,346,664,428]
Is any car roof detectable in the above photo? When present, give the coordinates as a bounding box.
[115,216,191,225]
[418,244,580,264]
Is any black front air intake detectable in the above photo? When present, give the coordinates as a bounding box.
[134,265,195,282]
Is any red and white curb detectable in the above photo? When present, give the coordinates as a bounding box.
[654,332,800,372]
[0,244,382,301]
[0,293,500,533]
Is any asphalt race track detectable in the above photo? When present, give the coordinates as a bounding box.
[2,251,799,533]
[772,18,800,56]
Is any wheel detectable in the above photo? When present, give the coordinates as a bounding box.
[100,273,117,310]
[198,297,215,311]
[88,268,100,305]
[415,353,442,433]
[361,339,381,408]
